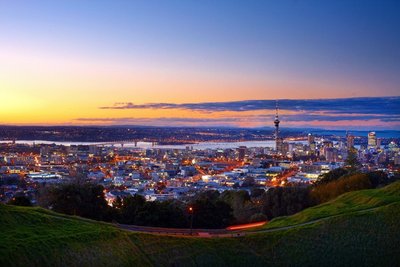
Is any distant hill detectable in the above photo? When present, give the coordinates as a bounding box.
[1,182,400,266]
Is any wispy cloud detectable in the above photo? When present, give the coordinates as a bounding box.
[75,117,253,127]
[100,97,400,115]
[85,97,400,129]
[283,113,400,122]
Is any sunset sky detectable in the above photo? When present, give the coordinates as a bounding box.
[0,1,399,129]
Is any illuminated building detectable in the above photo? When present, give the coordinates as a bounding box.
[388,142,399,152]
[368,132,377,149]
[308,133,315,145]
[394,154,400,165]
[308,133,316,154]
[377,138,382,149]
[324,147,338,162]
[346,133,354,150]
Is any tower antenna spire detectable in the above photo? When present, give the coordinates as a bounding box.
[274,100,280,137]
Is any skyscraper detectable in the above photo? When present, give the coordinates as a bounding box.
[377,138,382,149]
[325,147,338,162]
[308,133,315,145]
[347,133,354,150]
[368,132,377,149]
[308,133,316,154]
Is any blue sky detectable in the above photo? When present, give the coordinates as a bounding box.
[0,1,399,128]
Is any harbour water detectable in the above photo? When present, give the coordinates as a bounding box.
[0,140,300,149]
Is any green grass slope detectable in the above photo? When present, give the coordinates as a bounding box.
[0,204,152,266]
[263,180,400,229]
[1,182,400,267]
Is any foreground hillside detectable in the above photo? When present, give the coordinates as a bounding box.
[1,182,400,267]
[263,180,400,229]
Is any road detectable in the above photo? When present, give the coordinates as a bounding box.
[117,223,237,237]
[117,205,385,238]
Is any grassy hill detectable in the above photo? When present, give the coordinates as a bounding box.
[261,180,400,229]
[1,182,400,267]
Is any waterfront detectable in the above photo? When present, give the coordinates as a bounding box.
[0,140,280,149]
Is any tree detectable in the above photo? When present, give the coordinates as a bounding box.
[119,196,188,228]
[112,196,123,209]
[251,188,265,199]
[194,190,220,202]
[345,148,361,173]
[7,195,32,206]
[315,168,349,185]
[120,194,146,224]
[190,198,233,228]
[45,183,111,221]
[367,171,389,188]
[311,173,372,204]
[249,213,267,223]
[242,177,255,187]
[220,190,250,204]
[261,187,312,220]
[219,190,257,224]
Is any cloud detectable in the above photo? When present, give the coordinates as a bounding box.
[282,113,400,122]
[88,97,400,129]
[99,96,400,115]
[75,116,254,127]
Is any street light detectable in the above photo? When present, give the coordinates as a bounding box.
[188,206,194,235]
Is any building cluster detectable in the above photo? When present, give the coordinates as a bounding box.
[0,106,397,205]
[0,128,398,205]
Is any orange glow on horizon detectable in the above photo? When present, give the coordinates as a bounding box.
[1,46,398,129]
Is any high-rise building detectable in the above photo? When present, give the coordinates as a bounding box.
[309,142,316,154]
[276,138,284,154]
[307,133,316,154]
[394,154,400,165]
[323,140,333,148]
[308,133,315,145]
[40,145,51,156]
[388,141,399,152]
[325,147,338,162]
[346,133,354,150]
[368,132,377,149]
[282,142,289,155]
[377,138,382,149]
[238,146,247,161]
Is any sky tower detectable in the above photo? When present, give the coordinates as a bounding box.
[274,101,283,153]
[274,101,280,139]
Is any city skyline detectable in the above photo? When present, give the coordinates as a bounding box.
[1,1,399,129]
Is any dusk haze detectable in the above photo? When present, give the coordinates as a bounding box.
[1,1,399,129]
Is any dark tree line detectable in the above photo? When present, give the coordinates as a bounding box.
[7,195,32,207]
[312,167,398,204]
[261,187,313,220]
[116,196,188,228]
[7,169,399,229]
[33,183,234,228]
[41,183,113,221]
